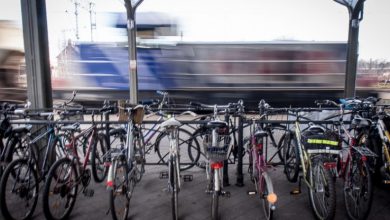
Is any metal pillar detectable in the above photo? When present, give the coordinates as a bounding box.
[334,0,366,98]
[236,115,244,187]
[124,0,144,104]
[21,0,53,109]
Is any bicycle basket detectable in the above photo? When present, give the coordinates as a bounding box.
[302,130,341,154]
[131,105,145,125]
[203,130,231,162]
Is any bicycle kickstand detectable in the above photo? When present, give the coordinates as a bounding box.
[290,176,302,195]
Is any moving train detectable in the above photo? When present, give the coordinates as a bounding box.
[52,39,377,108]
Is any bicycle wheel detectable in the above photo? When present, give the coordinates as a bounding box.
[47,137,67,168]
[344,157,373,220]
[109,158,134,220]
[283,134,299,182]
[0,159,38,220]
[211,190,219,220]
[134,132,145,182]
[308,160,336,220]
[156,128,200,171]
[259,173,276,220]
[91,133,109,183]
[170,157,179,220]
[188,128,207,169]
[43,158,78,220]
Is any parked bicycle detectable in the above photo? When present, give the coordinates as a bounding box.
[282,107,340,220]
[318,99,376,220]
[0,109,66,220]
[42,105,113,220]
[106,104,145,220]
[246,100,282,220]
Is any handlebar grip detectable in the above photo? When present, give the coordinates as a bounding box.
[189,102,202,107]
[14,109,26,115]
[139,99,159,105]
[39,112,54,117]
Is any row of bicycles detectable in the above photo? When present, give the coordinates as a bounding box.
[1,92,390,220]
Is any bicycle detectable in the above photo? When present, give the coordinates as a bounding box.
[318,99,376,220]
[106,104,145,220]
[42,105,113,220]
[246,100,284,220]
[159,115,183,220]
[0,110,66,220]
[282,107,339,220]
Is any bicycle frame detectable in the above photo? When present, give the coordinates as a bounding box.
[376,118,390,172]
[66,123,98,177]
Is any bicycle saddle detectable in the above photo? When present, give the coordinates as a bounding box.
[12,126,32,134]
[206,121,227,129]
[109,127,126,136]
[60,123,80,132]
[351,118,371,129]
[254,130,268,138]
[160,117,181,129]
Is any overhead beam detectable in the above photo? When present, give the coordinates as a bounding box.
[21,0,53,108]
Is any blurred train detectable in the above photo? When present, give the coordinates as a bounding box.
[0,20,26,102]
[52,38,379,108]
[0,13,378,108]
[51,11,378,108]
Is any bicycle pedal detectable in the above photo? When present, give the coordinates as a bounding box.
[159,171,168,179]
[197,161,207,168]
[221,191,231,198]
[83,188,94,197]
[135,156,145,164]
[183,175,193,182]
[290,188,301,195]
[205,189,213,195]
[247,190,257,196]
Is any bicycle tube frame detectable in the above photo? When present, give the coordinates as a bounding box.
[294,120,313,188]
[69,124,96,172]
[28,126,57,178]
[377,120,390,170]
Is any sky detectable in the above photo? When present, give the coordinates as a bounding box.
[1,0,389,61]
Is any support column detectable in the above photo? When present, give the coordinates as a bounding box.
[334,0,366,98]
[21,0,52,109]
[124,0,144,104]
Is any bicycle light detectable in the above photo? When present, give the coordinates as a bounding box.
[267,193,278,204]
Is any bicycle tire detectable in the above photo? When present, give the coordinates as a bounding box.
[42,158,78,220]
[156,128,200,171]
[283,133,299,183]
[260,173,275,220]
[170,157,179,220]
[47,136,68,169]
[134,130,145,182]
[211,190,219,220]
[188,127,206,169]
[91,133,109,183]
[109,158,131,220]
[308,160,336,220]
[344,157,373,220]
[0,159,39,220]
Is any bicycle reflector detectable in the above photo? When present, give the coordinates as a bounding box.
[267,193,278,204]
[211,162,223,169]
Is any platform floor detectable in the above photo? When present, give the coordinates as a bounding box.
[2,161,390,220]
